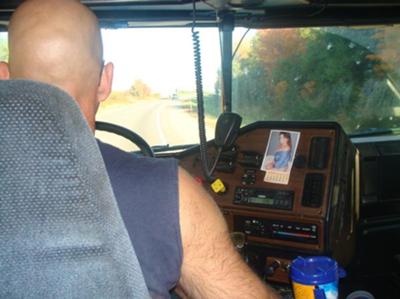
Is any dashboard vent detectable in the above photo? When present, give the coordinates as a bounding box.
[302,173,325,208]
[309,137,331,169]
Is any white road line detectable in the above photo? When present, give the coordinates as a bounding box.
[156,102,168,145]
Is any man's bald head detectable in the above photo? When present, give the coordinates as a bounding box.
[8,0,103,97]
[2,0,114,130]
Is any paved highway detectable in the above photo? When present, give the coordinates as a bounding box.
[95,99,215,152]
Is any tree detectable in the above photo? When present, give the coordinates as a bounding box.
[253,29,307,77]
[269,29,396,131]
[0,35,8,61]
[231,27,399,132]
[369,27,400,80]
[129,80,152,99]
[232,30,272,123]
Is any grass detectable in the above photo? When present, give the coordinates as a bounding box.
[100,90,137,108]
[178,94,221,121]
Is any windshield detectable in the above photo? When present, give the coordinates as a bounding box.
[232,26,400,135]
[96,28,220,152]
[1,25,399,152]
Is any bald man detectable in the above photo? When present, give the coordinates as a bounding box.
[0,1,279,298]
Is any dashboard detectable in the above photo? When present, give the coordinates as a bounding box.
[179,121,359,283]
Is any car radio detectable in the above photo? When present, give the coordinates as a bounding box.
[234,187,294,210]
[234,216,319,244]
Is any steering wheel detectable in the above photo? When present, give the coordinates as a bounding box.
[95,121,155,157]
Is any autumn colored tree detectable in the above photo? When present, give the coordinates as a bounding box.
[253,29,307,76]
[368,27,400,80]
[129,79,152,99]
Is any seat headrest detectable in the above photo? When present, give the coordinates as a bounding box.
[0,80,150,298]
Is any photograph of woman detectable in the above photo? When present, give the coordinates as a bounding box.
[261,130,300,184]
[266,132,292,171]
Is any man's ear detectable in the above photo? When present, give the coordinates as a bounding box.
[0,62,10,80]
[97,62,114,103]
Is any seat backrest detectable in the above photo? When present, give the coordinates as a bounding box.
[0,80,150,298]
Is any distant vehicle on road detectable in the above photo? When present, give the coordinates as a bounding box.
[170,93,178,100]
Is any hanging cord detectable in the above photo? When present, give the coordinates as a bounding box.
[191,0,220,181]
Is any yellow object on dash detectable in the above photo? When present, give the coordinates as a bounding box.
[211,179,226,193]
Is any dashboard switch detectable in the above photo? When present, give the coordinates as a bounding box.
[238,151,262,168]
[241,169,257,185]
[216,161,235,173]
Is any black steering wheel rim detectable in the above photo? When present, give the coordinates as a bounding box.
[95,121,155,157]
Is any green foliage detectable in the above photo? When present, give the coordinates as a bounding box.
[176,90,196,100]
[232,28,400,133]
[178,92,221,120]
[204,94,221,119]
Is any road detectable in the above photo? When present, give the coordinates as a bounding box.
[95,100,215,152]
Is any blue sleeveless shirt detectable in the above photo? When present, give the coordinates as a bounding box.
[274,150,291,169]
[98,141,182,299]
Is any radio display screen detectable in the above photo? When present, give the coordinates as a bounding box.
[234,187,294,210]
[248,196,274,205]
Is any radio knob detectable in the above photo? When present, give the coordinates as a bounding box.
[265,260,281,277]
[230,232,246,251]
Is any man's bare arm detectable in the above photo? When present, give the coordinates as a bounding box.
[177,168,280,299]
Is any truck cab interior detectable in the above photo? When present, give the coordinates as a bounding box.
[1,0,400,298]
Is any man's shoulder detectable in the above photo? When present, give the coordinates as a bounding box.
[97,141,182,296]
[97,140,148,162]
[98,140,176,167]
[97,140,178,184]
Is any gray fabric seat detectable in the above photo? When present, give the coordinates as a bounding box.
[0,80,150,298]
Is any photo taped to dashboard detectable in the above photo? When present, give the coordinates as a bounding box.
[261,130,300,185]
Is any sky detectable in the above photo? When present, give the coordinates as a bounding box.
[1,28,250,96]
[102,27,249,96]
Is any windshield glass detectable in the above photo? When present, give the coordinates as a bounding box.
[96,28,220,152]
[232,26,400,134]
[1,25,399,152]
[0,32,7,61]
